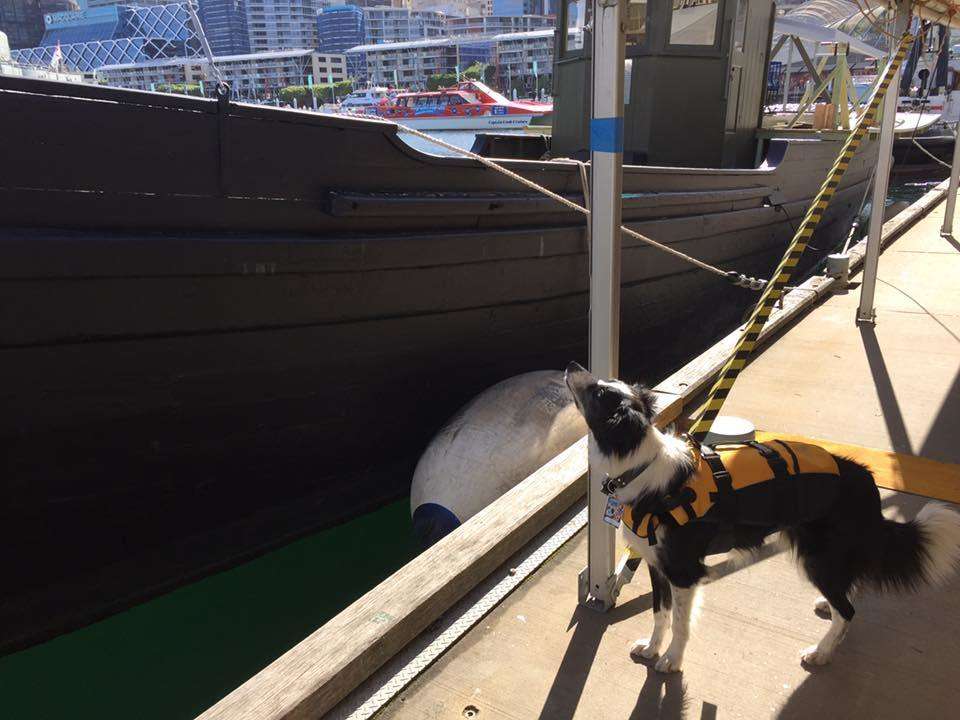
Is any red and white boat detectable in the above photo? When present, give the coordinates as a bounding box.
[375,81,551,131]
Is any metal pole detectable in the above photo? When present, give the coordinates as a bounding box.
[782,39,794,110]
[857,1,911,324]
[941,121,960,235]
[581,0,625,613]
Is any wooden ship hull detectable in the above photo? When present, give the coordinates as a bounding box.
[0,76,877,651]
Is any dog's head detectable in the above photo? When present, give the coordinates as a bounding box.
[564,361,658,459]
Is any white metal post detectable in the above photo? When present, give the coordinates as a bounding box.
[857,2,911,324]
[581,0,625,612]
[941,121,960,235]
[782,40,794,110]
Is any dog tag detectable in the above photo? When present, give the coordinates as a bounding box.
[603,496,624,528]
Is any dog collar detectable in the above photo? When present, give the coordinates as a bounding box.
[601,451,660,496]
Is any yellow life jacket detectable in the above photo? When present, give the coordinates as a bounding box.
[622,439,840,544]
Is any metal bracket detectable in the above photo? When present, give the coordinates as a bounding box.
[578,550,638,611]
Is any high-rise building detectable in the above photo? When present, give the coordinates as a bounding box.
[318,2,363,77]
[411,0,486,16]
[491,0,543,15]
[86,1,176,7]
[245,0,319,53]
[317,4,362,52]
[12,2,202,72]
[446,14,553,37]
[198,0,249,55]
[0,0,44,49]
[363,7,445,45]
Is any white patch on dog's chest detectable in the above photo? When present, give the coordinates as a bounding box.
[621,524,661,567]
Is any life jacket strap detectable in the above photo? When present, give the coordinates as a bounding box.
[703,444,736,519]
[745,440,789,480]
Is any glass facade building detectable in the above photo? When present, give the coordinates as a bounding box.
[317,4,363,53]
[12,3,202,73]
[198,0,249,55]
[363,7,445,46]
[491,0,545,15]
[318,4,364,78]
[0,0,45,50]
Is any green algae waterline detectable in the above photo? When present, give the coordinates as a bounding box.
[0,501,419,720]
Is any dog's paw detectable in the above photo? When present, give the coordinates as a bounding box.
[654,649,683,673]
[813,596,831,617]
[800,645,833,666]
[629,638,660,660]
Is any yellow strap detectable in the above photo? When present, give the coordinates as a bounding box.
[690,31,916,442]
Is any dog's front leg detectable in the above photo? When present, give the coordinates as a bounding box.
[631,566,672,660]
[654,583,698,673]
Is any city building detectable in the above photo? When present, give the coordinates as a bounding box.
[97,48,346,97]
[491,26,552,92]
[0,0,44,49]
[317,4,363,52]
[87,1,178,6]
[348,35,490,88]
[346,27,559,91]
[2,27,83,80]
[446,14,553,37]
[317,4,364,77]
[363,7,445,46]
[197,0,250,56]
[491,0,545,15]
[411,0,486,16]
[348,34,492,88]
[245,0,319,53]
[12,2,202,73]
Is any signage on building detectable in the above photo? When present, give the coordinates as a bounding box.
[45,6,119,31]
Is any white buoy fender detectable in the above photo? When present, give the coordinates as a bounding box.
[411,371,585,545]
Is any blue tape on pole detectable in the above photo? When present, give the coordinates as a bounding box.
[590,117,624,153]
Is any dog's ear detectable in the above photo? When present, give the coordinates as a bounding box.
[631,383,657,423]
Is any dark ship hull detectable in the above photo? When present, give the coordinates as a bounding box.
[0,77,876,652]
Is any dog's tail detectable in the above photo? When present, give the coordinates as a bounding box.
[866,503,960,593]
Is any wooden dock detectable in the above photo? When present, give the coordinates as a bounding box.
[199,183,960,720]
[368,190,960,720]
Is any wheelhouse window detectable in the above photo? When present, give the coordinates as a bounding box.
[626,1,648,49]
[564,0,588,54]
[669,0,720,46]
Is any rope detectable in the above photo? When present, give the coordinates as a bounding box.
[689,30,917,442]
[185,0,227,91]
[336,107,777,289]
[912,135,954,167]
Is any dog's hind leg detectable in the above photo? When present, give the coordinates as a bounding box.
[801,557,856,665]
[631,566,672,660]
[654,583,698,673]
[802,591,854,666]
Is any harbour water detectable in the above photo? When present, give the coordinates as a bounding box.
[0,163,944,720]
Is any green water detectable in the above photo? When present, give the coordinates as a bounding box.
[0,500,419,720]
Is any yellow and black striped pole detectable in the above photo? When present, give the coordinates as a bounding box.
[690,31,915,442]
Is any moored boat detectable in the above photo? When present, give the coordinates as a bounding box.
[0,0,878,653]
[374,81,550,130]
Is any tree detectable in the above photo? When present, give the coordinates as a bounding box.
[426,73,457,91]
[278,80,355,105]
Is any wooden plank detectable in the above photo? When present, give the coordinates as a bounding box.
[756,432,960,503]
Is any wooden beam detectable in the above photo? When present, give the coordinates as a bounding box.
[756,432,960,503]
[793,36,825,90]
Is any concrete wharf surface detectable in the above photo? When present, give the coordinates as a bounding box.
[375,197,960,720]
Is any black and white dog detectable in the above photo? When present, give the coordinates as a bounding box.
[564,361,960,673]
